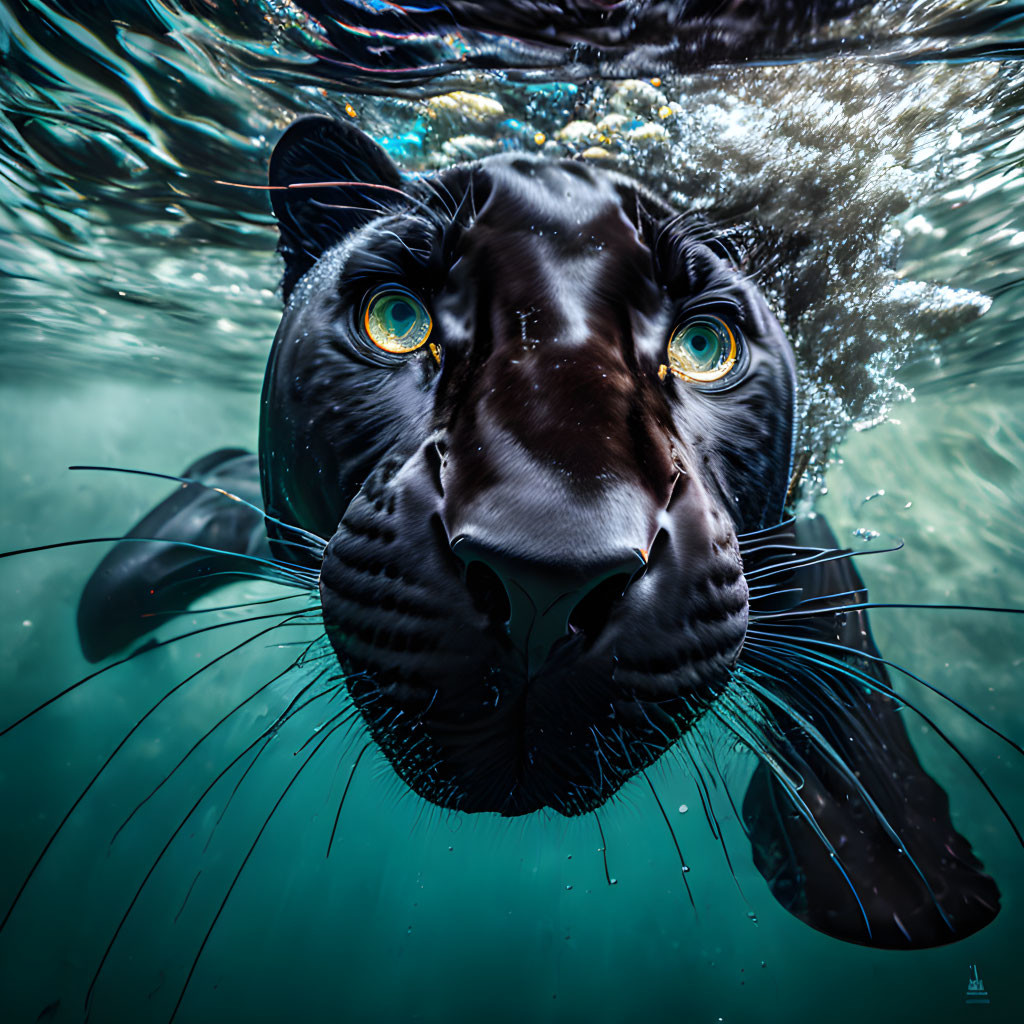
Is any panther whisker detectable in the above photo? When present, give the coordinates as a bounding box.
[749,586,864,611]
[752,600,1024,621]
[327,741,372,858]
[0,609,316,740]
[679,733,722,842]
[706,702,875,942]
[741,640,1024,848]
[0,535,318,587]
[295,705,358,754]
[67,465,328,553]
[137,591,310,619]
[630,695,678,748]
[735,670,955,933]
[594,811,617,886]
[168,718,351,1023]
[642,770,697,912]
[152,569,313,589]
[307,199,391,217]
[0,613,316,934]
[735,517,797,542]
[220,177,410,199]
[203,684,350,853]
[417,171,460,221]
[84,672,351,1013]
[381,228,433,261]
[110,643,328,845]
[173,871,202,926]
[589,725,610,794]
[744,628,1024,755]
[743,542,905,581]
[736,540,826,558]
[680,731,750,903]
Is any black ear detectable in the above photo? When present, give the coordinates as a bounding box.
[269,115,405,300]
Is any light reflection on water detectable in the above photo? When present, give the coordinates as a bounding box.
[1,2,1023,1021]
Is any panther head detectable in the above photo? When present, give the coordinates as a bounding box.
[260,117,795,816]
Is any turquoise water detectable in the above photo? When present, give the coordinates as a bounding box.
[1,3,1023,1021]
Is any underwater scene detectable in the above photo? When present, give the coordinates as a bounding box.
[1,1,1024,1021]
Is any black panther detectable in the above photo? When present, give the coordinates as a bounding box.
[73,115,1005,951]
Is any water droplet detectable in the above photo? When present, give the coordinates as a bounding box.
[565,884,573,891]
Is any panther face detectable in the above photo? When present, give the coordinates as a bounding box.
[260,117,795,816]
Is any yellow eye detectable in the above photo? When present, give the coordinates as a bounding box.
[667,315,737,383]
[363,287,432,354]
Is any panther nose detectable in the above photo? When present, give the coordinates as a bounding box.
[451,537,647,676]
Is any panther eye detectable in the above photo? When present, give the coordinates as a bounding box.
[667,315,737,383]
[363,286,432,354]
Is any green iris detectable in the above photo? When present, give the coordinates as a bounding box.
[667,316,737,382]
[364,287,432,354]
